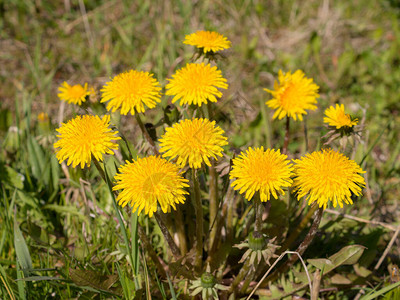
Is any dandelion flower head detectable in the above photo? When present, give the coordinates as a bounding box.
[58,82,93,105]
[324,104,358,129]
[183,30,231,53]
[113,156,189,217]
[230,147,293,202]
[264,70,319,121]
[101,70,161,115]
[159,118,228,169]
[166,63,228,107]
[54,115,120,168]
[293,149,365,209]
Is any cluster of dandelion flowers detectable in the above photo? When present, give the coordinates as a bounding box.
[324,104,358,129]
[54,115,120,168]
[113,156,189,217]
[166,63,228,107]
[159,118,228,169]
[293,149,365,209]
[264,70,320,121]
[230,147,294,202]
[183,30,231,53]
[101,70,161,115]
[58,82,93,105]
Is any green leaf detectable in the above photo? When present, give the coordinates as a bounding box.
[0,164,24,189]
[308,245,366,274]
[329,245,366,267]
[354,264,372,278]
[330,274,352,285]
[50,154,60,190]
[307,258,333,272]
[360,281,400,300]
[14,213,33,276]
[17,276,61,281]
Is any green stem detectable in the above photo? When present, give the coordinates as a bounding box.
[192,169,203,271]
[254,194,263,234]
[208,158,218,251]
[229,258,251,294]
[175,207,188,255]
[135,113,159,156]
[283,116,290,155]
[154,212,181,259]
[92,157,139,288]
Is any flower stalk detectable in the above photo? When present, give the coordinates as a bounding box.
[283,116,290,154]
[135,113,159,156]
[254,194,263,234]
[209,158,219,251]
[193,169,204,271]
[154,212,181,259]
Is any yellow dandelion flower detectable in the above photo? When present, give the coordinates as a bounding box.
[113,156,189,217]
[101,70,161,115]
[58,82,93,105]
[293,149,365,209]
[54,115,120,168]
[159,118,228,169]
[166,63,228,107]
[230,147,293,202]
[183,30,231,53]
[264,70,319,121]
[324,104,358,129]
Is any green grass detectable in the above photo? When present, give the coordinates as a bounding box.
[1,0,400,299]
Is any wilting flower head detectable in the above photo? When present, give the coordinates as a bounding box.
[159,118,228,169]
[230,147,293,202]
[293,149,365,209]
[264,70,319,121]
[184,30,231,53]
[324,104,358,129]
[54,115,120,168]
[58,82,93,105]
[101,70,161,115]
[113,156,189,217]
[166,63,228,107]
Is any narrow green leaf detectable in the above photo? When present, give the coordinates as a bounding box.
[50,155,60,190]
[14,213,33,276]
[359,281,400,300]
[0,264,16,300]
[16,276,61,281]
